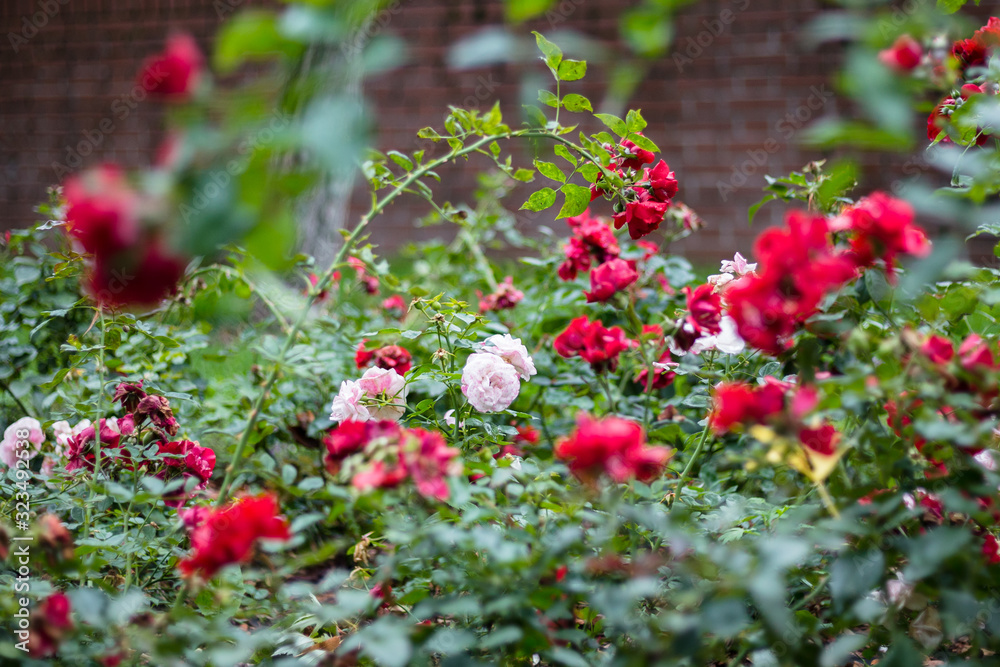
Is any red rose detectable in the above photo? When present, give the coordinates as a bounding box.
[644,159,679,203]
[612,189,669,240]
[356,342,413,375]
[479,276,524,312]
[797,423,839,457]
[28,592,73,657]
[134,394,179,435]
[178,493,290,579]
[617,137,655,171]
[88,239,187,308]
[555,415,671,484]
[66,419,124,472]
[585,258,638,303]
[64,164,138,256]
[382,294,407,317]
[112,380,146,413]
[879,35,922,72]
[138,33,203,100]
[836,193,930,270]
[920,335,954,366]
[683,283,723,335]
[554,316,631,373]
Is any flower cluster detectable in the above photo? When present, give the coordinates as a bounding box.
[324,420,462,500]
[27,592,73,658]
[462,334,536,413]
[355,341,413,375]
[331,367,408,423]
[725,196,928,356]
[478,276,524,312]
[558,210,621,282]
[555,415,671,485]
[590,138,679,240]
[177,493,290,580]
[138,33,203,100]
[64,165,189,307]
[554,316,631,373]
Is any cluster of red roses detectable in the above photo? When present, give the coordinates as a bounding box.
[554,316,632,373]
[65,382,215,507]
[710,376,839,459]
[883,17,1000,146]
[554,415,671,485]
[557,210,638,304]
[63,35,204,307]
[177,493,290,580]
[591,138,679,240]
[324,420,462,501]
[725,193,929,356]
[356,340,413,375]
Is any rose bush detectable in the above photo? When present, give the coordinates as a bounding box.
[4,1,1000,665]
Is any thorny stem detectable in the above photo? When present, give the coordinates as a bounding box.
[215,118,640,503]
[216,131,571,503]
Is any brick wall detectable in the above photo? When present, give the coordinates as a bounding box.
[0,0,976,265]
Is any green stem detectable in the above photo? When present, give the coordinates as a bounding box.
[215,133,512,504]
[670,417,712,506]
[0,379,33,418]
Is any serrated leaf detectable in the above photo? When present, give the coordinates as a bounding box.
[512,168,536,183]
[557,59,587,81]
[538,89,559,108]
[554,144,578,166]
[521,187,558,212]
[594,113,627,137]
[626,109,647,132]
[533,31,562,70]
[556,183,591,219]
[387,151,413,171]
[535,160,567,183]
[628,133,660,153]
[561,93,592,113]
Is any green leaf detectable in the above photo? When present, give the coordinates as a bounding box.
[561,93,592,113]
[520,187,558,212]
[556,183,591,219]
[533,31,563,70]
[387,151,413,171]
[748,194,779,225]
[479,625,523,649]
[554,144,578,166]
[625,109,647,133]
[594,113,627,137]
[535,160,567,183]
[937,0,969,13]
[628,133,660,153]
[215,11,299,74]
[557,59,587,81]
[509,0,556,23]
[511,168,536,183]
[538,89,559,108]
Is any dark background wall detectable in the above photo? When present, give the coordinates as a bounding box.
[0,0,966,264]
